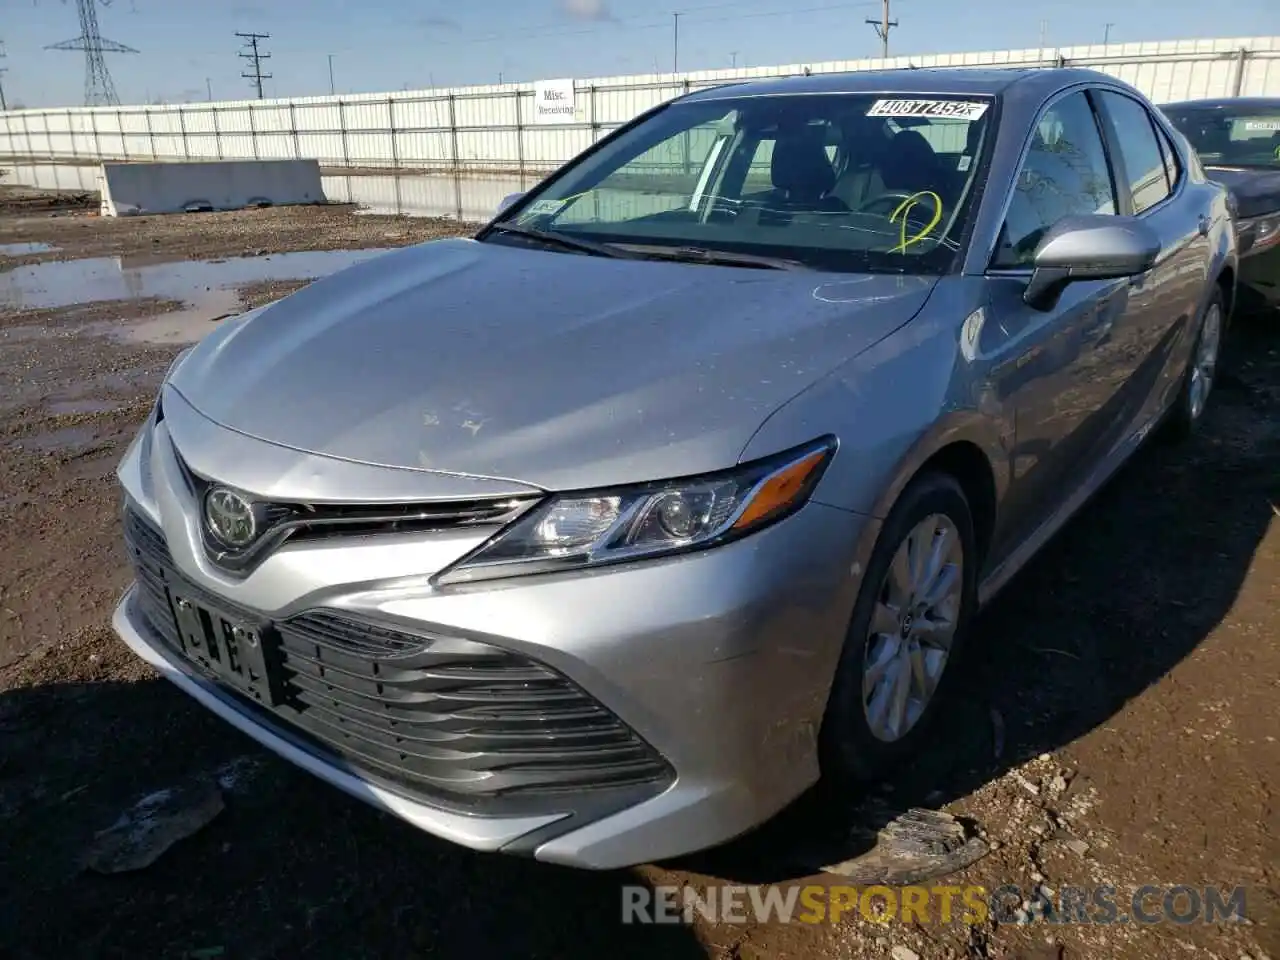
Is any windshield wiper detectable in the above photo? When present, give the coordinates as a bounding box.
[484,222,634,259]
[612,243,810,271]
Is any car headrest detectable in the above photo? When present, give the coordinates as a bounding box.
[771,132,836,199]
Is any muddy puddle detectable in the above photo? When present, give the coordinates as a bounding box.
[11,425,100,455]
[46,398,123,416]
[0,242,58,256]
[0,248,394,344]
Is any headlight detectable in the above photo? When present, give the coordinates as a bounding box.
[434,437,836,584]
[1239,211,1280,257]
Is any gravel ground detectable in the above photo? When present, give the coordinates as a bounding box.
[0,187,1276,960]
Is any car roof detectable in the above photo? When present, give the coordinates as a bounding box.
[678,66,1120,103]
[1162,96,1280,110]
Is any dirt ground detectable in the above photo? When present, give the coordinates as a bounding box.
[0,186,1276,960]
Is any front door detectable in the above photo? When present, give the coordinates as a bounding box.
[983,89,1131,561]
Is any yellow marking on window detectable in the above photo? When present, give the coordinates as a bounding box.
[888,190,944,253]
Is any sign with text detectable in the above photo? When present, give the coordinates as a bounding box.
[533,78,577,124]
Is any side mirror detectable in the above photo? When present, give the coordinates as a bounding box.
[1023,215,1161,310]
[496,191,525,216]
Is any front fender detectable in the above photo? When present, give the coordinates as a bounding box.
[739,298,1010,522]
[1209,189,1239,320]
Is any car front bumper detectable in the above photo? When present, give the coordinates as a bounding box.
[1239,243,1280,313]
[112,413,877,870]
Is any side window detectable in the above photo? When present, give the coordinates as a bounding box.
[993,91,1117,268]
[1098,92,1172,214]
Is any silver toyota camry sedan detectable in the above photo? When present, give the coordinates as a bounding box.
[112,67,1235,870]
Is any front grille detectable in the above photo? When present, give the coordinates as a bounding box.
[122,508,672,811]
[171,448,536,576]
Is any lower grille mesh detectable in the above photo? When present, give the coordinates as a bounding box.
[122,508,671,809]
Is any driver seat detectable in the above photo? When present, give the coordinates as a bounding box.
[764,130,850,215]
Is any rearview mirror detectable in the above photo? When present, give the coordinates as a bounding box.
[1023,215,1161,310]
[496,192,525,216]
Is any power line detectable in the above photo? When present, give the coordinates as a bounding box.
[280,0,880,56]
[45,0,138,106]
[236,30,272,100]
[865,0,898,59]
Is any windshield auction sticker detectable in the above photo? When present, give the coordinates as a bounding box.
[867,99,989,120]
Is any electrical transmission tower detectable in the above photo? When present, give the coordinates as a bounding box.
[236,32,272,100]
[45,0,138,106]
[0,42,8,112]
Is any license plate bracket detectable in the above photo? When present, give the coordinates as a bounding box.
[169,591,281,706]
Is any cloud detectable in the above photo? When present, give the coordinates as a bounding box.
[561,0,616,22]
[417,15,461,30]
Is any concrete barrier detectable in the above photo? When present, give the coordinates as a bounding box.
[98,159,326,217]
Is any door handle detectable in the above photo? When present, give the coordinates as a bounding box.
[1197,214,1210,237]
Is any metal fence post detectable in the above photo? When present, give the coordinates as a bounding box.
[177,105,190,159]
[144,107,157,159]
[515,88,525,186]
[448,93,463,220]
[67,109,77,161]
[289,101,301,158]
[117,109,128,160]
[387,97,399,170]
[89,108,100,159]
[589,84,600,143]
[1232,47,1248,96]
[387,96,402,213]
[248,103,259,159]
[337,100,350,168]
[19,111,32,161]
[212,106,223,159]
[681,78,692,175]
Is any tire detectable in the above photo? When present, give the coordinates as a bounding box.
[1166,285,1225,440]
[818,472,978,786]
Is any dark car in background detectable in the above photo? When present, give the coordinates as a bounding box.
[1163,97,1280,315]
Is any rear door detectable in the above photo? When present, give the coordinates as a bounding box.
[983,88,1129,560]
[1092,90,1210,434]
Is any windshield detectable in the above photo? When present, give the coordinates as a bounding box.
[1163,103,1280,171]
[486,93,994,274]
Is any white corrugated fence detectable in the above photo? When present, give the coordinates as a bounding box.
[1,36,1277,178]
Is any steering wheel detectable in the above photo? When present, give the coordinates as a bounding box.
[856,192,927,216]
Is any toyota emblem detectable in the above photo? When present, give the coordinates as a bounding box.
[205,487,258,548]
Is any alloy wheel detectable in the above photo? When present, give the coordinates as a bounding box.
[1188,302,1222,421]
[862,513,964,743]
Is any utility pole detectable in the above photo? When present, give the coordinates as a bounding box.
[236,31,272,100]
[866,0,898,60]
[730,50,738,68]
[327,53,335,95]
[206,77,212,100]
[0,42,7,112]
[672,12,680,74]
[1103,23,1115,44]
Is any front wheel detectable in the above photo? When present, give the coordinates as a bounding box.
[818,472,978,785]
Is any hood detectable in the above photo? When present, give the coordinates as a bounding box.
[169,238,935,493]
[1205,166,1280,220]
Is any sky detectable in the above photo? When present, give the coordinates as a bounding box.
[0,0,1277,108]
